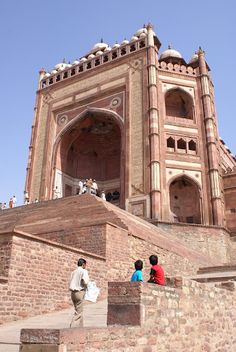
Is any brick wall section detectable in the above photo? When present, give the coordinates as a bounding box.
[223,172,236,235]
[21,280,236,351]
[0,234,12,277]
[156,222,231,264]
[0,220,205,324]
[229,238,236,263]
[41,224,107,257]
[0,232,106,324]
[128,233,200,278]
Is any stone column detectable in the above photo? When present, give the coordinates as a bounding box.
[198,49,223,226]
[24,68,45,201]
[147,24,161,219]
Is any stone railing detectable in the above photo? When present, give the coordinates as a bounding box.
[40,37,147,89]
[158,60,197,76]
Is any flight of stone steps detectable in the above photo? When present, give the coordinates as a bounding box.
[0,299,107,352]
[190,264,236,289]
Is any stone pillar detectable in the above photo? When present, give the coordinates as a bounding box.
[107,281,179,326]
[24,68,45,202]
[198,49,223,226]
[147,24,161,220]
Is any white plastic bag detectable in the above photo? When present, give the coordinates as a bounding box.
[84,281,100,302]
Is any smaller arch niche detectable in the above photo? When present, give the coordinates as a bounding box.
[169,176,201,224]
[188,140,197,154]
[167,137,175,151]
[177,138,186,152]
[165,88,194,120]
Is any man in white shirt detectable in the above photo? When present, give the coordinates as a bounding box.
[12,195,17,207]
[69,258,89,327]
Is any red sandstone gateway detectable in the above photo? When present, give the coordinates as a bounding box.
[25,23,236,231]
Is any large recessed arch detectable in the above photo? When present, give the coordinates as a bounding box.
[50,107,124,205]
[165,88,194,120]
[169,175,202,224]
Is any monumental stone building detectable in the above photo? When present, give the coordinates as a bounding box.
[1,24,236,351]
[25,24,236,233]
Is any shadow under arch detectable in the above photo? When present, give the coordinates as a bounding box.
[50,107,124,203]
[165,87,194,120]
[168,174,202,224]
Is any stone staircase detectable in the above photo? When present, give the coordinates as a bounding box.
[0,194,212,267]
[0,299,107,352]
[190,264,236,289]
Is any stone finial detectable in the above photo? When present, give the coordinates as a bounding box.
[197,46,205,55]
[146,22,154,30]
[39,67,46,75]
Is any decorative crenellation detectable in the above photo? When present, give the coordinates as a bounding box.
[40,37,147,90]
[158,61,197,76]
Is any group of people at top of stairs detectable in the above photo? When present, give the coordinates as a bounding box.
[0,193,39,209]
[53,179,120,202]
[0,195,17,210]
[69,255,165,328]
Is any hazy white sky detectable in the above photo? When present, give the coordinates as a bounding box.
[0,0,235,204]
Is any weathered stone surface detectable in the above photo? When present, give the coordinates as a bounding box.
[20,280,236,351]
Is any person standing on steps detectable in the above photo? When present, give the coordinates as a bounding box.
[69,258,90,327]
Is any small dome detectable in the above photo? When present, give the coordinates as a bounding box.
[189,53,198,64]
[112,43,120,48]
[139,32,147,38]
[54,62,68,70]
[96,50,104,56]
[130,36,138,42]
[121,39,129,45]
[92,42,108,51]
[43,72,51,78]
[80,57,87,62]
[51,69,58,74]
[160,47,183,60]
[135,27,147,37]
[88,53,95,59]
[72,60,79,65]
[104,46,112,52]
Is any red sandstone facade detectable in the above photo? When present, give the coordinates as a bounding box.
[25,24,236,229]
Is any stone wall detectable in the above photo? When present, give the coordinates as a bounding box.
[40,224,107,257]
[0,218,210,324]
[20,280,236,351]
[223,171,236,235]
[0,232,106,324]
[0,234,12,277]
[129,230,206,278]
[156,222,231,264]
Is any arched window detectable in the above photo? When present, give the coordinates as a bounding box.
[169,176,202,224]
[167,137,175,149]
[188,140,197,151]
[177,138,186,151]
[165,89,194,120]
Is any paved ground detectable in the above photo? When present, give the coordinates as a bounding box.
[0,299,107,352]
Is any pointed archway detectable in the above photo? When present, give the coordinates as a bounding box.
[52,108,123,206]
[169,176,202,224]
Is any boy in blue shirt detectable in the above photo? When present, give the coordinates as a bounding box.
[131,260,143,282]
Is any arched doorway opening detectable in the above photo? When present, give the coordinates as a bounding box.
[165,88,194,120]
[53,109,122,205]
[169,176,202,224]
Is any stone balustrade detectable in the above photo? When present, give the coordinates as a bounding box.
[40,37,147,89]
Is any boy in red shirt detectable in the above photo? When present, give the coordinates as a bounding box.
[148,255,165,285]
